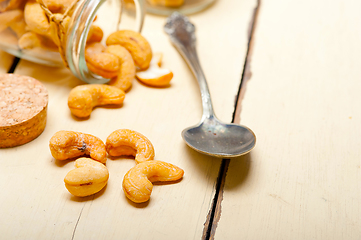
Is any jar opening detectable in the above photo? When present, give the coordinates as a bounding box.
[65,0,145,84]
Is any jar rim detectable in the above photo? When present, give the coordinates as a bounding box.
[65,0,145,84]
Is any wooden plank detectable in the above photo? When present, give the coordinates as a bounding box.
[0,0,257,239]
[215,0,361,239]
[0,50,14,73]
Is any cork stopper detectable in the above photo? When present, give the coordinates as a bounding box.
[0,74,48,148]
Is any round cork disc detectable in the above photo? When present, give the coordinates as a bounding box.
[0,74,48,148]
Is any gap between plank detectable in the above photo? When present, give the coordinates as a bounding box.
[202,1,261,239]
[7,57,20,74]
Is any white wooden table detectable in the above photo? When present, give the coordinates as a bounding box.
[215,0,361,239]
[1,0,360,239]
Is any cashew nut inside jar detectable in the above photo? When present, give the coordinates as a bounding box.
[0,0,146,84]
[145,0,216,16]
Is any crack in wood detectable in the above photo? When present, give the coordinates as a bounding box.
[202,1,261,239]
[233,0,261,125]
[202,159,230,240]
[71,204,85,240]
[7,57,20,74]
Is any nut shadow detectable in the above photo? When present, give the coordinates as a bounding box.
[136,79,172,89]
[19,61,82,88]
[54,158,76,167]
[153,178,183,186]
[69,103,125,122]
[125,195,150,208]
[123,178,184,208]
[107,154,135,162]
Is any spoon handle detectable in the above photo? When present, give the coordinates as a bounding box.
[164,12,214,119]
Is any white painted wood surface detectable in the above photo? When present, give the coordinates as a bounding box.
[0,0,257,239]
[0,50,14,73]
[216,0,361,239]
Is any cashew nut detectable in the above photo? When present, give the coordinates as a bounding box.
[18,32,42,49]
[68,84,125,118]
[87,25,103,44]
[85,42,120,79]
[18,31,58,50]
[0,9,23,32]
[8,15,27,38]
[106,129,155,164]
[49,14,71,46]
[136,52,173,87]
[106,30,152,70]
[49,130,107,163]
[41,0,74,14]
[85,42,105,53]
[147,0,184,7]
[24,0,51,37]
[64,157,109,197]
[123,160,184,203]
[0,0,27,12]
[24,0,68,47]
[104,45,136,92]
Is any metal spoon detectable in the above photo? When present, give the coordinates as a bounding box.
[164,12,256,158]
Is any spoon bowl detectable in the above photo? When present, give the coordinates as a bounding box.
[165,12,256,158]
[182,116,256,157]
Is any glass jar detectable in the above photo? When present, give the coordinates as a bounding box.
[0,0,145,83]
[145,0,215,16]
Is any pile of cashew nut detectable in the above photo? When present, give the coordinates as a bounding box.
[68,29,174,118]
[0,0,174,119]
[3,0,181,203]
[0,0,88,51]
[49,129,184,203]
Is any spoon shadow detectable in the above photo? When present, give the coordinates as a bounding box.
[224,153,253,190]
[182,144,222,182]
[182,141,253,190]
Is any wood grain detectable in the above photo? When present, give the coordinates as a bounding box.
[0,0,257,239]
[216,0,361,239]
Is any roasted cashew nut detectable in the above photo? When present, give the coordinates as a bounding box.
[84,42,105,53]
[106,30,152,70]
[0,0,27,12]
[85,42,120,79]
[147,0,184,7]
[23,0,62,48]
[49,14,71,46]
[24,0,51,37]
[64,157,109,197]
[136,52,173,87]
[8,15,27,38]
[68,84,125,118]
[49,130,107,163]
[18,31,58,50]
[24,0,78,48]
[0,9,23,32]
[87,25,103,44]
[18,32,42,49]
[123,160,184,203]
[104,45,136,92]
[41,0,74,14]
[106,129,155,164]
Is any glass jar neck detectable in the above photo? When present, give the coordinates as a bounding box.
[65,0,145,84]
